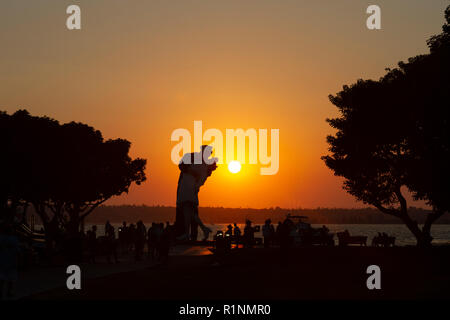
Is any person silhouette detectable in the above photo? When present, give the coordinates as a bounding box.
[135,221,146,261]
[105,222,118,264]
[233,223,241,247]
[262,219,274,248]
[225,224,233,237]
[105,220,114,238]
[175,145,217,241]
[147,223,155,259]
[118,221,128,252]
[243,220,255,248]
[87,225,97,263]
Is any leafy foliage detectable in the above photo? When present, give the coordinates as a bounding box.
[0,110,147,237]
[322,5,450,246]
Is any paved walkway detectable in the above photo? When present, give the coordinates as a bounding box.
[11,245,212,300]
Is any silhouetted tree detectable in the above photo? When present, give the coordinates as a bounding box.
[54,121,147,237]
[402,6,450,243]
[322,6,450,247]
[0,110,58,225]
[0,111,24,223]
[0,110,147,243]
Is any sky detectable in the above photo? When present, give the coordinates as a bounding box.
[0,0,448,208]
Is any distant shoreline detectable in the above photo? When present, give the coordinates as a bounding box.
[85,221,450,225]
[25,204,449,225]
[78,205,450,225]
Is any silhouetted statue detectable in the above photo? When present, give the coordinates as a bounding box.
[190,209,199,241]
[175,145,217,241]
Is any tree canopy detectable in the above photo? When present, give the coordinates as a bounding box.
[323,6,450,246]
[0,110,147,238]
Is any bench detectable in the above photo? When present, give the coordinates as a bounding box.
[371,235,395,247]
[336,231,367,246]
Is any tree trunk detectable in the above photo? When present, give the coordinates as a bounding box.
[420,209,446,248]
[32,203,56,251]
[400,213,432,247]
[394,188,433,247]
[64,208,84,263]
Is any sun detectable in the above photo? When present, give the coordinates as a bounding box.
[228,160,241,174]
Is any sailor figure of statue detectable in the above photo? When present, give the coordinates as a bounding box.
[175,145,217,241]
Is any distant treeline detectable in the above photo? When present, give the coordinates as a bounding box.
[81,205,450,225]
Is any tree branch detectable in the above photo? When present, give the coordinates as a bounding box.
[80,198,107,220]
[374,203,400,217]
[394,187,408,216]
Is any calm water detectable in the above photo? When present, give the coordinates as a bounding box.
[83,223,450,246]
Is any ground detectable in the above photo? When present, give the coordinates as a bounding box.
[24,246,450,300]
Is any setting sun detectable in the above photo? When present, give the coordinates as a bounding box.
[228,161,241,174]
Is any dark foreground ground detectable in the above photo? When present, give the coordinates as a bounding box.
[26,246,450,300]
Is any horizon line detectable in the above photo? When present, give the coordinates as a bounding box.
[101,204,431,211]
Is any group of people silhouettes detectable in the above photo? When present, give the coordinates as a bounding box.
[213,218,301,250]
[83,220,174,264]
[118,220,172,263]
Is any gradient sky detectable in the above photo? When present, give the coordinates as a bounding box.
[0,1,447,208]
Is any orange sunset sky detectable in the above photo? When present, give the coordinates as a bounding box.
[0,1,448,208]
